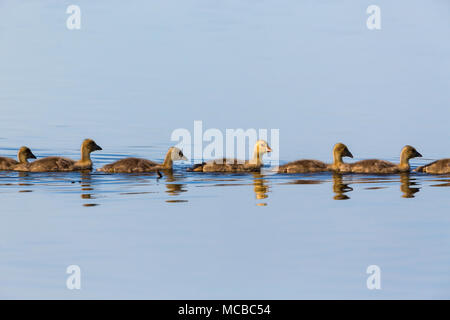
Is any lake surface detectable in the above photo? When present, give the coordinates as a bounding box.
[0,0,449,299]
[0,145,449,299]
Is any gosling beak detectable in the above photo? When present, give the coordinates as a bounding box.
[345,149,353,158]
[414,150,422,158]
[267,146,272,153]
[29,152,37,159]
[94,144,103,151]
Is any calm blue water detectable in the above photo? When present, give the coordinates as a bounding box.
[0,0,449,299]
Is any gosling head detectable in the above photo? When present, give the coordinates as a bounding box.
[254,140,272,155]
[18,146,36,163]
[82,139,102,154]
[333,143,353,159]
[401,145,422,161]
[170,147,188,161]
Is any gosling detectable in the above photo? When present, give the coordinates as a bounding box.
[98,147,187,173]
[277,143,353,173]
[16,139,102,172]
[0,147,36,171]
[415,158,450,174]
[188,140,272,172]
[349,145,422,174]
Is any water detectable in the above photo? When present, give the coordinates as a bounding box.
[1,0,449,299]
[1,146,449,299]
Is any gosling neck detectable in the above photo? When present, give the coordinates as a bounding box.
[333,150,343,166]
[162,148,174,169]
[399,152,411,170]
[250,145,262,165]
[18,152,29,164]
[79,145,92,165]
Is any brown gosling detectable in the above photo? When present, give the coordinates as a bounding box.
[415,158,450,174]
[188,140,272,172]
[0,147,36,171]
[328,143,353,173]
[277,143,353,173]
[278,143,353,173]
[350,145,422,174]
[15,139,102,172]
[328,143,355,172]
[98,147,187,173]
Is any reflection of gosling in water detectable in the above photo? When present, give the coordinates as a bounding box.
[415,158,450,174]
[98,147,187,173]
[253,173,269,200]
[188,140,272,172]
[277,143,353,173]
[163,171,187,196]
[400,173,420,198]
[16,139,102,172]
[0,147,36,171]
[350,145,422,174]
[252,173,269,206]
[332,173,353,200]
